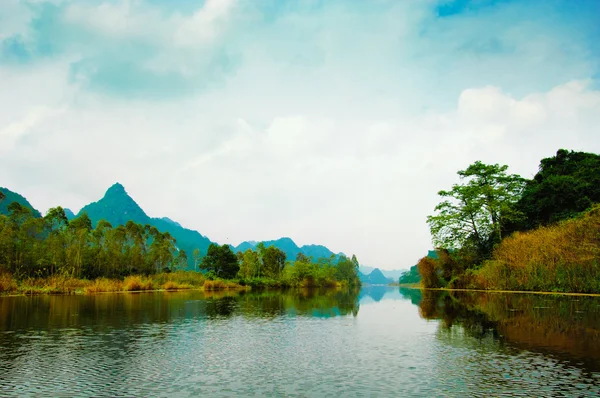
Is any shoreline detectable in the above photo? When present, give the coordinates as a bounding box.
[395,284,600,297]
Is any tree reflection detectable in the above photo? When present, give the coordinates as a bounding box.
[399,287,600,370]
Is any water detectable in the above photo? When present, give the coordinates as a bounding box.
[1,287,599,397]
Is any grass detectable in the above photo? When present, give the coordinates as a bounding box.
[84,278,123,294]
[123,276,155,291]
[0,271,206,296]
[203,279,247,291]
[474,206,600,293]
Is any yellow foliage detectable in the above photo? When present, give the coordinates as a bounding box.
[476,207,600,292]
[123,276,155,291]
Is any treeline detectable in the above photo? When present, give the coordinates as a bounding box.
[0,203,181,279]
[418,149,600,293]
[0,198,361,288]
[200,243,361,287]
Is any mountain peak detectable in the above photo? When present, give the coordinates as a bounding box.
[105,182,127,196]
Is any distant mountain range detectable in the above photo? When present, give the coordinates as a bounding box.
[0,183,376,271]
[230,238,344,263]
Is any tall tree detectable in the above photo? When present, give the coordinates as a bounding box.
[427,161,525,254]
[201,244,239,279]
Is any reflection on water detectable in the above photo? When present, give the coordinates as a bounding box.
[1,287,600,396]
[399,287,600,371]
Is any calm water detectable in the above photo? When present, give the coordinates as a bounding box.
[1,287,600,397]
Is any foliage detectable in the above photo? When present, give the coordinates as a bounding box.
[421,150,600,293]
[474,206,600,293]
[416,256,442,288]
[0,203,180,280]
[517,149,600,229]
[427,161,526,256]
[201,244,240,279]
[0,187,42,218]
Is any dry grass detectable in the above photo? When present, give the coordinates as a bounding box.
[203,279,247,291]
[19,275,90,295]
[84,278,124,294]
[123,276,155,291]
[162,281,193,290]
[475,206,600,293]
[0,273,18,294]
[151,271,205,288]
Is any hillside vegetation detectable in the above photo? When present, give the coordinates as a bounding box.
[418,149,600,293]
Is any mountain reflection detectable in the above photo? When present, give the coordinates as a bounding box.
[399,287,600,371]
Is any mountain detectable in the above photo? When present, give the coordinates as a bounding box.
[360,265,408,280]
[233,237,344,262]
[77,183,213,269]
[64,208,76,220]
[233,241,257,253]
[0,187,42,218]
[359,268,392,285]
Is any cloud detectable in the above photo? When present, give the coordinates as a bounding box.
[0,0,599,269]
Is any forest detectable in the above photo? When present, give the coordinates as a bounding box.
[412,149,600,293]
[0,200,361,294]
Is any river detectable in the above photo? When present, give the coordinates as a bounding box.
[0,287,599,396]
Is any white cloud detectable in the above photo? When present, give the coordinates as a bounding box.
[1,1,600,269]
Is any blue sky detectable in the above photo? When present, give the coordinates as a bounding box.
[1,0,600,269]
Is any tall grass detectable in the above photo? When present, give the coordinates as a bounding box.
[84,278,123,294]
[203,279,247,291]
[123,276,155,291]
[0,273,18,294]
[475,206,600,293]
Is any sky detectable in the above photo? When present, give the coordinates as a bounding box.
[1,0,600,270]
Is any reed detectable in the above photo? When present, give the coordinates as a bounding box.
[84,278,124,294]
[203,279,247,291]
[123,276,155,291]
[162,281,193,290]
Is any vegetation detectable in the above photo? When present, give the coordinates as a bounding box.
[419,149,600,293]
[0,195,361,294]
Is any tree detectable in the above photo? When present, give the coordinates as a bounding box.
[0,191,5,204]
[262,246,286,278]
[239,249,260,279]
[518,149,600,228]
[336,254,360,285]
[193,248,201,271]
[201,243,239,279]
[427,161,525,255]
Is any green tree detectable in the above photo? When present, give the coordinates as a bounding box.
[193,248,201,271]
[201,243,239,279]
[427,161,525,254]
[518,149,600,228]
[262,246,286,278]
[239,248,260,279]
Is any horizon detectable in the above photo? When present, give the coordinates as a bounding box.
[1,0,600,270]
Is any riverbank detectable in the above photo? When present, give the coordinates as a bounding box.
[0,271,248,296]
[398,285,600,298]
[0,271,353,296]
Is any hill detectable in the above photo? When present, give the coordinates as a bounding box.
[233,238,344,262]
[0,187,42,218]
[77,183,213,269]
[360,265,407,280]
[359,268,392,285]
